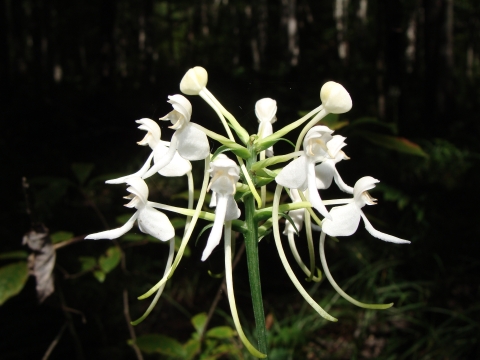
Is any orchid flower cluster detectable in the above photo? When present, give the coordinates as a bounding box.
[86,66,409,358]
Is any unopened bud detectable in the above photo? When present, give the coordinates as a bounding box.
[180,66,208,95]
[320,81,352,114]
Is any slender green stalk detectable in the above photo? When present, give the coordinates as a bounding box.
[224,222,266,358]
[244,193,268,357]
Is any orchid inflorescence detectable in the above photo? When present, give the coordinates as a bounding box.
[86,66,409,358]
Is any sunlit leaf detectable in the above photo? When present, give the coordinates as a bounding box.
[206,326,237,339]
[99,246,121,273]
[183,339,200,360]
[133,334,185,357]
[0,262,29,306]
[191,312,207,335]
[93,270,106,283]
[79,256,97,271]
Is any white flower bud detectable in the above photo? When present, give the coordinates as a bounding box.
[320,81,352,114]
[180,66,208,95]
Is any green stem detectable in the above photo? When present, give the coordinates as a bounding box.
[244,193,268,357]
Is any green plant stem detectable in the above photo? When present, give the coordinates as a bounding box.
[244,193,268,357]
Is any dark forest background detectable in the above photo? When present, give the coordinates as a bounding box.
[1,0,479,359]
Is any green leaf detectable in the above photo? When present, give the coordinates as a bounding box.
[0,251,29,260]
[191,312,207,335]
[134,334,185,357]
[358,131,428,157]
[98,246,121,273]
[0,262,29,305]
[211,145,233,160]
[93,270,106,283]
[50,231,74,244]
[71,163,95,185]
[206,326,237,339]
[183,339,200,360]
[79,256,97,271]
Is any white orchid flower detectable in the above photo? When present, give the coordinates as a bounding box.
[276,126,348,219]
[322,176,410,244]
[255,98,277,157]
[201,155,241,261]
[320,81,352,114]
[85,177,174,241]
[107,118,192,184]
[314,137,353,194]
[142,95,210,179]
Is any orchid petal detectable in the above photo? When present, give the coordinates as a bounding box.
[106,152,154,184]
[326,135,347,157]
[175,123,210,160]
[153,144,192,177]
[258,121,274,157]
[209,192,217,207]
[307,160,331,219]
[353,176,379,207]
[255,98,277,123]
[167,94,192,123]
[225,195,241,221]
[125,177,149,205]
[360,212,410,244]
[321,203,361,237]
[85,212,138,240]
[136,118,161,149]
[275,155,308,190]
[137,206,175,241]
[142,136,178,179]
[332,166,353,194]
[315,161,335,190]
[201,194,228,261]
